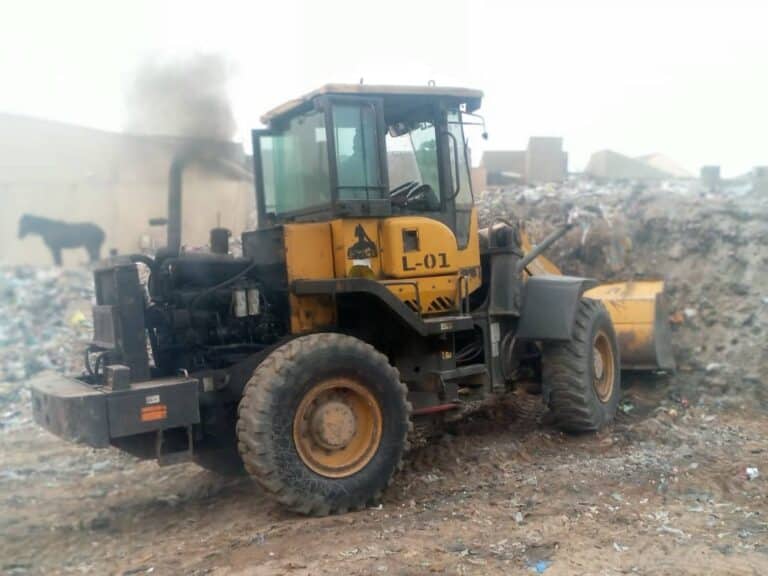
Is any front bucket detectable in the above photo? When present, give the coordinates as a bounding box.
[584,280,676,372]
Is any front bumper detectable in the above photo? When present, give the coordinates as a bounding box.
[30,372,201,448]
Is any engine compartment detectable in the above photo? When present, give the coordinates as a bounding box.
[86,243,288,385]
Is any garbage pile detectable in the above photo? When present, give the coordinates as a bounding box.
[479,177,768,404]
[0,266,93,422]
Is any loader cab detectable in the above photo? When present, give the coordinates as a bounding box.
[252,84,483,246]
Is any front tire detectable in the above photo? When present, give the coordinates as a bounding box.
[237,333,411,515]
[543,298,621,432]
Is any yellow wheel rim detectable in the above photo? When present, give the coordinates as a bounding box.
[293,378,382,478]
[592,331,616,403]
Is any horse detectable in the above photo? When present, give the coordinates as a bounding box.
[18,214,105,266]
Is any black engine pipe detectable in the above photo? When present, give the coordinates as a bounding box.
[166,149,253,257]
[167,155,187,257]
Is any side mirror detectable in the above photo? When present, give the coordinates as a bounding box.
[388,122,410,137]
[149,217,168,227]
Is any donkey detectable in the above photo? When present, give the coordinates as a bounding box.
[18,214,105,266]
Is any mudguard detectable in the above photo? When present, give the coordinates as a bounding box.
[516,275,597,341]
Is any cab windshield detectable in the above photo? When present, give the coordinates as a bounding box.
[386,122,440,210]
[384,108,471,211]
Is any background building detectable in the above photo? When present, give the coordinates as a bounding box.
[0,113,254,266]
[479,137,568,187]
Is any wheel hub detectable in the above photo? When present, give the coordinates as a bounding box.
[310,400,357,449]
[593,346,605,379]
[293,378,382,478]
[592,331,615,403]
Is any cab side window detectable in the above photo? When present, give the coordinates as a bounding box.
[333,104,382,200]
[447,110,473,248]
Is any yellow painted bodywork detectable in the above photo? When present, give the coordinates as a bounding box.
[282,208,483,332]
[382,274,461,314]
[283,222,336,333]
[378,210,481,313]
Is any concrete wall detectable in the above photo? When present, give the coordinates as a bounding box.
[470,166,487,194]
[525,137,566,183]
[700,165,721,190]
[0,114,254,266]
[482,150,526,185]
[754,166,768,194]
[481,138,567,185]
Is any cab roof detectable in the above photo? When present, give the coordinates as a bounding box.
[261,83,484,125]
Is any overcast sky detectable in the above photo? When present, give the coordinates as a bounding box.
[1,0,766,176]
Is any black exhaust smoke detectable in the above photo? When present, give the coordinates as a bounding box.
[124,53,236,140]
[124,53,253,255]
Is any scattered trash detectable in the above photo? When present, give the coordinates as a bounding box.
[619,401,635,414]
[657,525,689,539]
[683,308,697,319]
[745,467,760,481]
[3,563,33,575]
[613,542,628,552]
[0,266,93,385]
[0,266,93,430]
[527,559,552,574]
[705,363,724,373]
[122,568,155,576]
[669,311,685,325]
[68,309,87,326]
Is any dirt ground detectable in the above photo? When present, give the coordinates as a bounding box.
[2,374,766,575]
[1,179,767,575]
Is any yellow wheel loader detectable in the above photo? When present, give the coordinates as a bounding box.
[30,84,674,515]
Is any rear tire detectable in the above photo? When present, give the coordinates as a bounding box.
[237,333,411,515]
[543,298,621,432]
